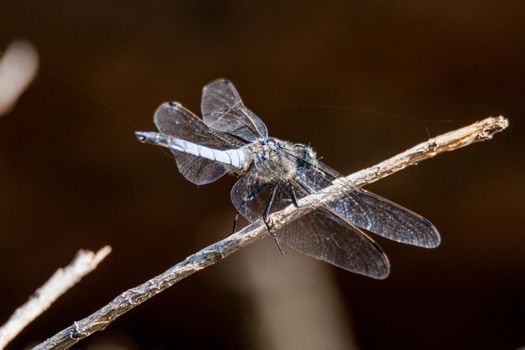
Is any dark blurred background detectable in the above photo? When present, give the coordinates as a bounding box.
[0,1,524,349]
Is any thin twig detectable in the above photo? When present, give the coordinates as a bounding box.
[32,116,508,350]
[0,246,111,350]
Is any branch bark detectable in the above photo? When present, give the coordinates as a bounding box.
[32,116,508,350]
[0,246,111,349]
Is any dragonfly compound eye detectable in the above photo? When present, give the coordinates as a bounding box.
[305,146,316,158]
[293,144,317,168]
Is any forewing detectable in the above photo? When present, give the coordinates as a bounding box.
[296,161,441,248]
[201,79,269,142]
[330,187,440,248]
[154,102,244,185]
[275,209,390,279]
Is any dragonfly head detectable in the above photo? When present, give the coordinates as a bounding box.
[293,143,317,169]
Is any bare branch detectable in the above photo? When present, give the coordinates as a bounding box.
[0,246,111,349]
[32,116,508,350]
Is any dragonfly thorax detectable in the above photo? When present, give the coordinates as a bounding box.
[247,138,318,182]
[248,138,281,159]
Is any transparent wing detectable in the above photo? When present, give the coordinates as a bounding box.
[230,167,291,222]
[276,208,390,279]
[296,161,441,248]
[201,79,269,142]
[154,102,245,185]
[230,165,389,278]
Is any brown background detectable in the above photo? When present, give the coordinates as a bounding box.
[0,1,524,349]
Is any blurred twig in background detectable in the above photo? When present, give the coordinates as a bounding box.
[238,239,359,350]
[32,116,508,350]
[0,40,39,116]
[0,246,111,350]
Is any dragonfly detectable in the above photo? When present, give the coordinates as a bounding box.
[135,79,440,279]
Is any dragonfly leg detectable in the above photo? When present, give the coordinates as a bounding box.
[273,238,285,255]
[231,213,239,234]
[287,183,299,207]
[263,185,286,255]
[263,184,278,224]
